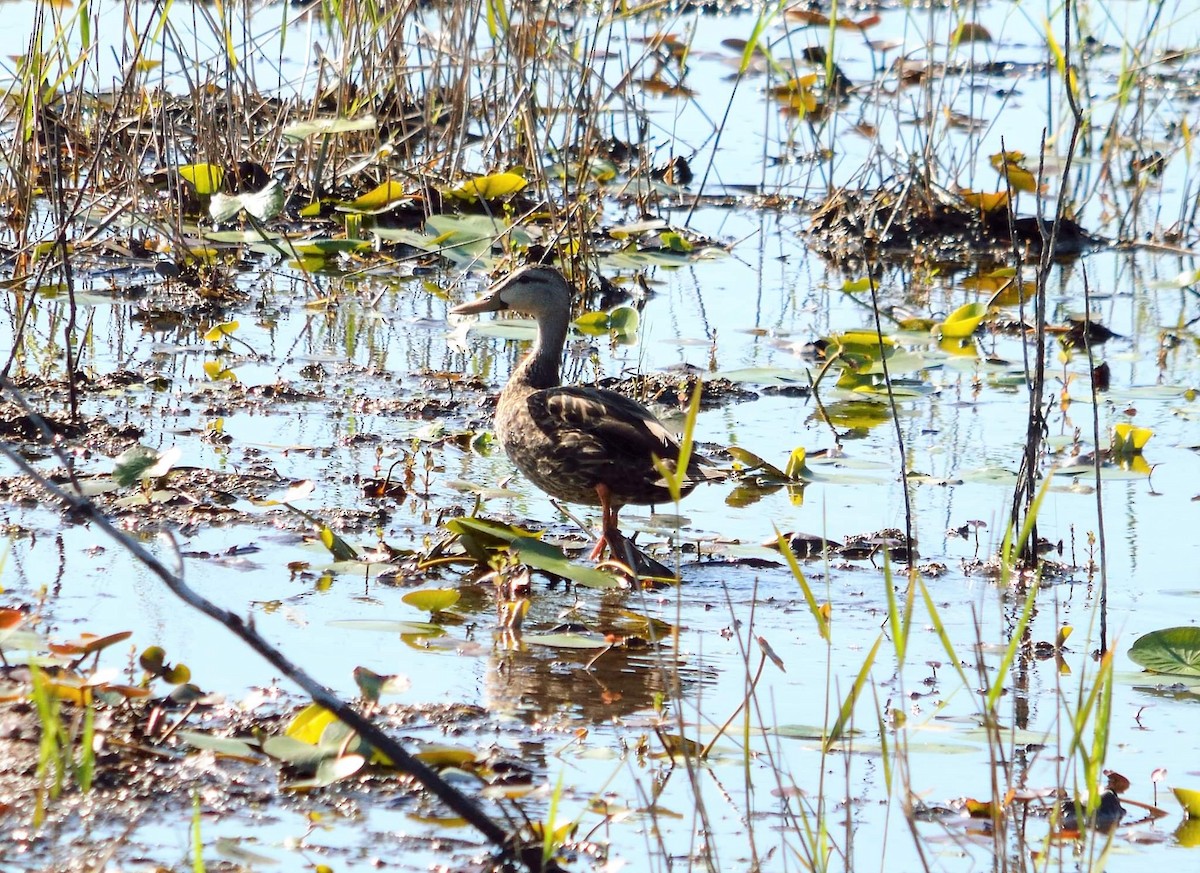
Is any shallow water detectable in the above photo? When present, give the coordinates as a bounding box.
[2,1,1200,871]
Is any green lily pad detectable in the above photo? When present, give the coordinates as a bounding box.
[1129,627,1200,677]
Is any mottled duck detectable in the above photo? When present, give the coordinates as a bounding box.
[452,265,718,559]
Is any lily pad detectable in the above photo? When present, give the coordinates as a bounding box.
[1175,787,1200,818]
[401,588,461,613]
[1129,627,1200,677]
[711,367,810,386]
[327,619,446,635]
[283,115,378,139]
[523,630,612,649]
[444,171,527,200]
[177,163,224,195]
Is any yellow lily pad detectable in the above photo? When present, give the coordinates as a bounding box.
[203,320,239,342]
[401,588,461,613]
[445,171,527,200]
[939,302,988,338]
[178,163,225,195]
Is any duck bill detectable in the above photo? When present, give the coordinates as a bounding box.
[450,276,512,315]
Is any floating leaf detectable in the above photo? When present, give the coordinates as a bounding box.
[445,171,527,200]
[608,219,667,238]
[113,446,181,486]
[262,735,328,771]
[658,231,693,252]
[51,631,132,657]
[377,214,530,266]
[203,360,238,382]
[209,180,285,222]
[959,189,1009,212]
[285,703,339,745]
[829,331,895,368]
[727,446,789,480]
[177,730,260,759]
[1129,627,1200,677]
[352,666,410,702]
[203,320,239,342]
[710,367,810,386]
[516,538,624,589]
[414,745,477,768]
[607,306,640,335]
[345,180,409,211]
[139,645,190,683]
[841,277,872,293]
[446,516,543,547]
[1175,787,1200,818]
[1112,422,1152,455]
[281,480,316,503]
[939,302,988,338]
[783,447,809,480]
[574,306,639,337]
[327,619,446,636]
[318,526,358,561]
[821,399,892,432]
[287,238,371,257]
[401,588,461,613]
[178,163,225,195]
[524,631,612,649]
[990,151,1042,193]
[308,754,365,787]
[283,115,377,139]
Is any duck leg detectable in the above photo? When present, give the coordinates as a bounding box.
[589,483,622,561]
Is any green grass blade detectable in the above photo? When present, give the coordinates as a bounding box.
[824,633,882,753]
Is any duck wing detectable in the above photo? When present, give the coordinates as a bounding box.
[528,386,714,492]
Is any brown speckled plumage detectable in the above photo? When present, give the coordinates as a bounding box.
[452,265,716,557]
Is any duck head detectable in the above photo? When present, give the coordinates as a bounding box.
[451,265,572,318]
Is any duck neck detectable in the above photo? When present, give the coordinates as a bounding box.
[513,313,567,390]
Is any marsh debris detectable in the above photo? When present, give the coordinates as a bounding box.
[808,175,1103,267]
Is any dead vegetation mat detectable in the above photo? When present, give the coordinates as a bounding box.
[808,174,1102,268]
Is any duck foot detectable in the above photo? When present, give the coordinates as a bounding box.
[601,528,676,581]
